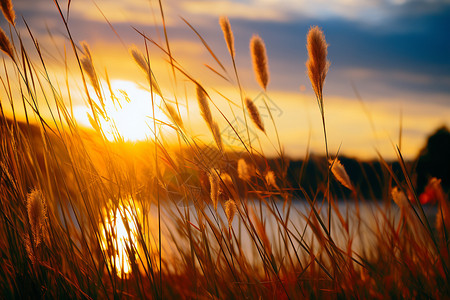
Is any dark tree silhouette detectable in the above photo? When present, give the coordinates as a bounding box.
[416,126,450,195]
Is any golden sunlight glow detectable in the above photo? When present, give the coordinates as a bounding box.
[100,203,139,277]
[74,80,169,141]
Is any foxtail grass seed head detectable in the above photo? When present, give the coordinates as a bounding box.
[391,187,408,209]
[130,47,148,73]
[306,26,329,102]
[220,172,233,191]
[196,85,213,127]
[130,46,162,96]
[220,16,235,58]
[0,0,15,26]
[209,170,220,210]
[329,159,353,191]
[80,42,100,95]
[245,97,265,132]
[225,199,237,228]
[250,35,269,90]
[211,121,223,152]
[265,170,278,189]
[238,158,251,181]
[0,27,14,61]
[27,189,47,247]
[164,102,184,130]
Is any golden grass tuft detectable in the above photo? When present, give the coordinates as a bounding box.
[306,26,329,102]
[250,35,270,90]
[0,0,15,26]
[245,97,265,133]
[219,16,235,58]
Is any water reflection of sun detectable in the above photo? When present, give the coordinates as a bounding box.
[74,80,170,142]
[100,202,139,277]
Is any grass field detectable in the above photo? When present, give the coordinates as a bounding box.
[0,1,449,298]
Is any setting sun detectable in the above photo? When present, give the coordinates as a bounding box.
[75,80,170,141]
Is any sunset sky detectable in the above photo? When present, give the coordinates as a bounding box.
[1,0,449,160]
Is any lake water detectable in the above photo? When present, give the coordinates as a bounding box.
[144,199,438,269]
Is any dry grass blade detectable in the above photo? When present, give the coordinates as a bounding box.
[250,35,269,90]
[181,16,227,74]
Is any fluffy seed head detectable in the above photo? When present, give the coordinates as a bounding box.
[245,97,265,132]
[391,187,408,209]
[130,47,148,73]
[250,35,270,90]
[164,102,184,130]
[225,199,237,228]
[209,170,220,210]
[196,84,213,127]
[329,159,353,191]
[27,189,47,247]
[80,42,100,96]
[0,0,15,26]
[238,158,250,181]
[211,121,223,152]
[220,172,233,191]
[306,26,329,101]
[130,46,162,96]
[265,170,278,189]
[220,16,235,58]
[0,27,14,61]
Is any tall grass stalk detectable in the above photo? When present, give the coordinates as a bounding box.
[306,26,332,234]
